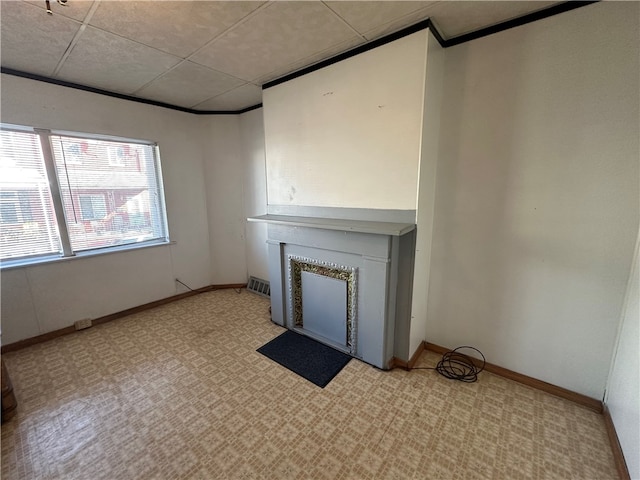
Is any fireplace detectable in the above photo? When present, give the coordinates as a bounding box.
[249,206,416,369]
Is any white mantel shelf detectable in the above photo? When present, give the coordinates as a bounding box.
[247,214,415,236]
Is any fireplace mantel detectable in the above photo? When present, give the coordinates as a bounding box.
[250,207,416,370]
[247,214,415,236]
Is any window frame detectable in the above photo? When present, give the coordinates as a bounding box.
[0,124,171,269]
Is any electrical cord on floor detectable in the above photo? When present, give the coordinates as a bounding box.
[412,346,486,383]
[175,279,195,292]
[176,279,243,294]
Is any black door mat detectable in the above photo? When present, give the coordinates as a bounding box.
[257,330,351,388]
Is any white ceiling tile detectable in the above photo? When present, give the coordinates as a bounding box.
[135,61,245,108]
[0,1,81,76]
[89,1,265,58]
[190,1,359,81]
[325,1,437,34]
[56,26,181,94]
[255,36,366,85]
[426,1,560,38]
[24,0,95,22]
[361,5,437,41]
[194,84,263,111]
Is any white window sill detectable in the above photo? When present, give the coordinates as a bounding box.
[0,239,175,271]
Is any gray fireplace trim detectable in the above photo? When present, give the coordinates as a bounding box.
[256,206,416,369]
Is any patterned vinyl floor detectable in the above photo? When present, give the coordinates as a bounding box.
[1,289,617,479]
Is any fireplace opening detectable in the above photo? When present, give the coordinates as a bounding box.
[289,255,357,354]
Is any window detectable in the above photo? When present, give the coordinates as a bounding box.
[61,141,83,165]
[0,125,169,265]
[79,195,107,221]
[0,193,19,223]
[107,144,126,166]
[0,192,34,224]
[0,129,61,260]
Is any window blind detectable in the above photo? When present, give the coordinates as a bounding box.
[0,129,61,260]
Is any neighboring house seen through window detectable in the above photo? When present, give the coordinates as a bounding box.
[0,125,169,266]
[79,195,107,221]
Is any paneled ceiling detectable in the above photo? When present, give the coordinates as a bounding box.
[1,1,563,112]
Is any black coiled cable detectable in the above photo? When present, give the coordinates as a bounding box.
[413,346,486,383]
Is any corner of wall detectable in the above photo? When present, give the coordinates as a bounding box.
[409,30,446,356]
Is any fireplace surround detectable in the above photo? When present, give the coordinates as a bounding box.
[249,206,416,369]
[289,255,357,353]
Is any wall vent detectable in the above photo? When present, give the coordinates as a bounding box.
[247,276,270,297]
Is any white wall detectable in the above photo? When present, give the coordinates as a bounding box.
[0,74,213,344]
[427,2,639,398]
[202,109,268,285]
[202,116,248,284]
[240,109,269,281]
[263,31,427,209]
[606,231,639,480]
[410,32,444,356]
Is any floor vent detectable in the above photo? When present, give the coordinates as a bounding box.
[248,276,270,297]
